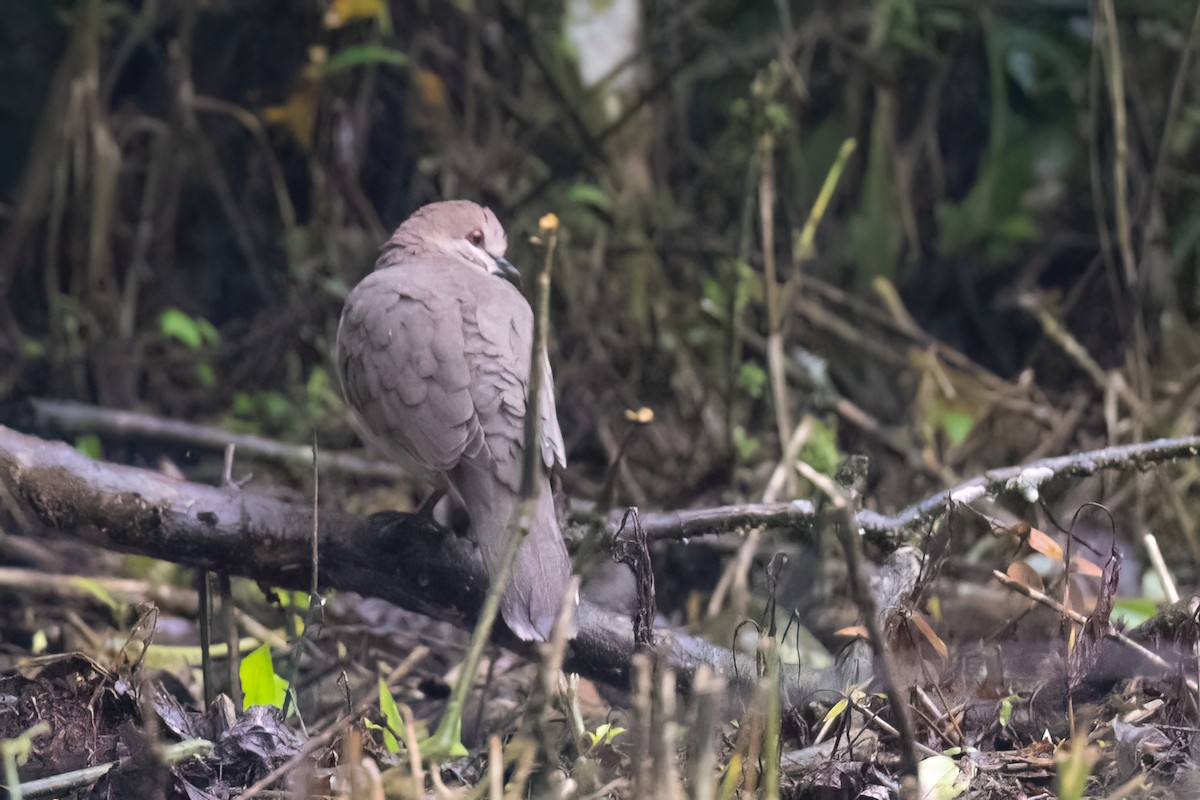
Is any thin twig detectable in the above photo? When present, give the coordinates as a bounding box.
[1097,0,1149,401]
[755,70,793,470]
[1143,532,1179,604]
[520,216,557,498]
[825,482,919,778]
[992,569,1179,675]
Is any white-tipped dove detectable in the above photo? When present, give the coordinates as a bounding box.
[336,200,576,641]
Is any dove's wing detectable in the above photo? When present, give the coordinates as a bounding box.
[336,264,486,473]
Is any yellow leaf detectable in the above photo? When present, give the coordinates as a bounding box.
[821,697,849,726]
[414,68,448,113]
[263,82,320,150]
[325,0,384,28]
[927,595,942,621]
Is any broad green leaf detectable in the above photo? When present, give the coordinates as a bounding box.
[918,754,969,800]
[160,308,204,350]
[240,644,288,710]
[1112,597,1158,628]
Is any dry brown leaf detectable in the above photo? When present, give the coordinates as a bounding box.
[1027,527,1063,561]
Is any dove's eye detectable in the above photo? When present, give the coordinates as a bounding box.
[467,229,485,247]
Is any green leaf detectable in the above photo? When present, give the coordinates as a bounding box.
[585,722,625,747]
[998,694,1019,728]
[847,106,904,282]
[700,277,726,311]
[240,644,288,710]
[918,754,970,799]
[733,260,763,310]
[1112,597,1158,628]
[196,363,217,389]
[934,137,1044,264]
[74,434,102,460]
[196,317,219,347]
[71,577,119,611]
[0,722,51,769]
[821,697,849,726]
[737,362,767,399]
[566,183,612,213]
[936,410,975,448]
[232,393,256,417]
[799,417,841,476]
[261,392,293,425]
[585,722,610,747]
[378,675,404,753]
[160,308,204,350]
[1055,735,1097,800]
[324,44,409,75]
[763,101,791,133]
[306,367,343,417]
[732,426,759,460]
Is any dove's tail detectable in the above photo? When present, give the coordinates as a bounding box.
[453,464,577,642]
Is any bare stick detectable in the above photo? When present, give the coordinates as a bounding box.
[627,435,1200,544]
[1143,532,1179,604]
[992,569,1176,674]
[22,398,406,480]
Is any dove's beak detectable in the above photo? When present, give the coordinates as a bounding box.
[492,256,522,288]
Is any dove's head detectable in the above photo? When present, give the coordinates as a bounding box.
[383,200,519,284]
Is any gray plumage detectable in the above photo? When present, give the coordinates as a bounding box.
[336,200,575,641]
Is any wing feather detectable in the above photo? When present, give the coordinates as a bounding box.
[337,267,483,473]
[337,258,566,486]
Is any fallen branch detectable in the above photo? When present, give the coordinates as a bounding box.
[0,425,842,701]
[626,435,1200,544]
[17,398,405,481]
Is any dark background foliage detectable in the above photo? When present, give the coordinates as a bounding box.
[2,0,1199,552]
